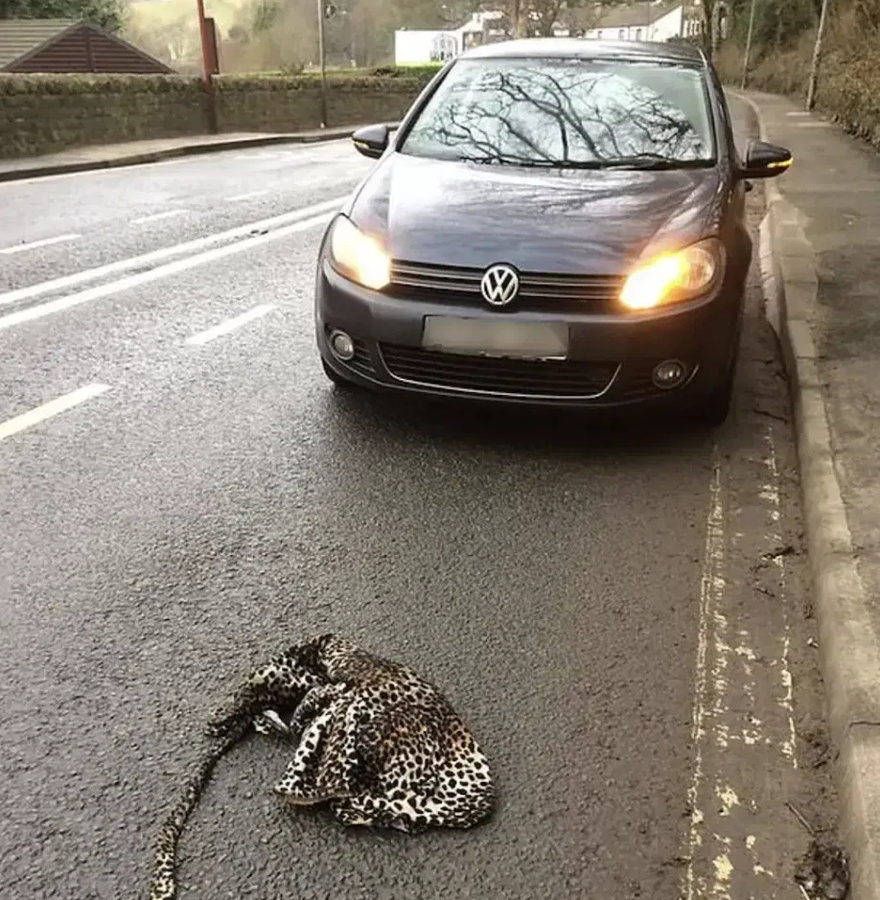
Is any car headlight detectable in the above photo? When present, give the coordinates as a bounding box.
[327,214,391,291]
[619,238,726,311]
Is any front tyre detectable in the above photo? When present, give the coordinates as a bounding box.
[692,364,734,426]
[692,328,740,427]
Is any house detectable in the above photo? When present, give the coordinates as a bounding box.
[562,1,704,42]
[394,11,505,66]
[393,3,708,67]
[0,18,175,73]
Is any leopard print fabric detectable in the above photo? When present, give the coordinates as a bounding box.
[148,634,495,899]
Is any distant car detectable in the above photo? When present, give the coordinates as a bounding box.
[314,38,792,425]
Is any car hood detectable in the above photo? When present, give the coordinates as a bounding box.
[347,153,725,274]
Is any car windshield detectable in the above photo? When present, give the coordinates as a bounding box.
[398,57,716,169]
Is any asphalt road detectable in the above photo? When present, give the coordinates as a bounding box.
[0,99,837,900]
[0,140,374,292]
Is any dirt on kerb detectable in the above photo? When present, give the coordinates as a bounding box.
[740,96,845,889]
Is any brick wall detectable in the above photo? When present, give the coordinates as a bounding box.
[0,71,434,160]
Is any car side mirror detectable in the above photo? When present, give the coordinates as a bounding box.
[352,124,390,160]
[739,139,792,179]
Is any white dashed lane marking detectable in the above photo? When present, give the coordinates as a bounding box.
[0,383,110,442]
[130,209,189,225]
[186,303,277,346]
[227,190,269,202]
[0,233,80,255]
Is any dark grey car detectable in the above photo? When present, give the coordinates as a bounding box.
[313,38,792,424]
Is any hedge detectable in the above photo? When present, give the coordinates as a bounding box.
[0,73,202,95]
[0,66,441,97]
[820,46,880,149]
[213,73,429,93]
[716,35,880,152]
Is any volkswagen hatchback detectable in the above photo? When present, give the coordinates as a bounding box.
[314,38,792,425]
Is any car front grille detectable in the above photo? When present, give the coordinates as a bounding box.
[385,260,624,312]
[379,343,618,398]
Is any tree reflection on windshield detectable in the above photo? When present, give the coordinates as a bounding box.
[400,60,716,169]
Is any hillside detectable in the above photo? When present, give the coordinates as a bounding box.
[716,0,879,150]
[124,0,247,72]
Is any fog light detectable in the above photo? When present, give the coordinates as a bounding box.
[330,330,355,361]
[652,359,687,390]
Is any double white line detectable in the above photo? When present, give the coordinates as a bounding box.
[0,197,344,332]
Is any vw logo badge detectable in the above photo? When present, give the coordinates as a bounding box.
[480,263,520,307]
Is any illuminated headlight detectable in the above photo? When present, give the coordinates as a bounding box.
[619,238,726,311]
[327,214,391,291]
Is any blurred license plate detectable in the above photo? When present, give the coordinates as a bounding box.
[422,317,569,360]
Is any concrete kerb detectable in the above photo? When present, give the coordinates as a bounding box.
[0,122,400,183]
[731,89,880,900]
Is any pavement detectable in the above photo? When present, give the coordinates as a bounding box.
[0,107,840,898]
[0,123,393,182]
[732,89,880,900]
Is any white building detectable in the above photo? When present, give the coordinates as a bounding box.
[570,1,703,42]
[394,4,707,67]
[394,11,505,66]
[394,29,460,65]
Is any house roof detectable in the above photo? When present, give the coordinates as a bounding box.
[595,1,681,29]
[0,18,79,69]
[0,17,175,73]
[562,1,685,31]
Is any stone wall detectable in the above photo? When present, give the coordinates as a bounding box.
[214,76,421,135]
[0,69,436,160]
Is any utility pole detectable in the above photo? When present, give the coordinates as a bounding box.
[316,0,328,128]
[806,0,833,110]
[196,0,217,133]
[740,0,757,89]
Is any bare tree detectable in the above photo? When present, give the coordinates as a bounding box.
[530,0,567,35]
[507,0,570,37]
[700,0,718,57]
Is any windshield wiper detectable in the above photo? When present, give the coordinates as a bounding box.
[459,154,557,167]
[459,154,712,171]
[460,155,604,170]
[600,155,714,170]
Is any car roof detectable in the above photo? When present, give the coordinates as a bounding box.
[459,37,707,67]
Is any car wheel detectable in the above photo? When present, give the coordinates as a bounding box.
[691,311,742,427]
[692,352,736,427]
[693,372,733,426]
[321,357,356,391]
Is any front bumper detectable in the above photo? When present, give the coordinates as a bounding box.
[315,260,743,409]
